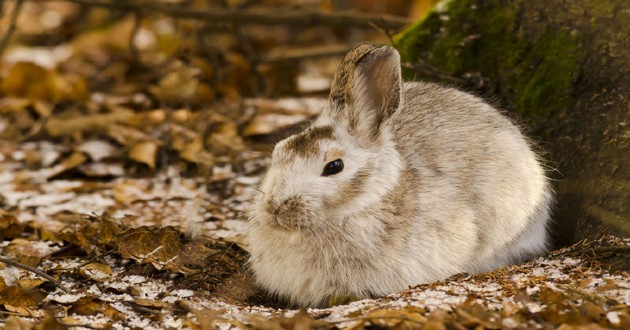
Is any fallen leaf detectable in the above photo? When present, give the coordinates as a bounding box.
[79,263,113,282]
[129,141,158,168]
[45,109,134,137]
[42,152,87,179]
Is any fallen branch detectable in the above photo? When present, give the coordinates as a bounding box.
[56,0,412,29]
[0,0,25,56]
[259,44,354,63]
[0,256,71,293]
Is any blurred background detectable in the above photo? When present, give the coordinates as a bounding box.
[0,0,437,175]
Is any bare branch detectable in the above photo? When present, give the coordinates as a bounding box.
[0,256,71,293]
[0,0,25,56]
[58,0,412,29]
[259,44,354,63]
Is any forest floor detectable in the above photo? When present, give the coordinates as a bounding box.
[0,1,629,329]
[1,97,629,329]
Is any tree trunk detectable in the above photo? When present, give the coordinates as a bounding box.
[394,0,630,245]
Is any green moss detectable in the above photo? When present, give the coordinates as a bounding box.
[394,0,580,118]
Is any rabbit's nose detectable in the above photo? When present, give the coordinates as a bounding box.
[267,196,308,230]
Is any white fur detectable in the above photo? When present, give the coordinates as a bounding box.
[246,45,553,307]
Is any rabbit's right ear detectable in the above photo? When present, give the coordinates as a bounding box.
[326,44,402,143]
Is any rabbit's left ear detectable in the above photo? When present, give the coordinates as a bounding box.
[327,45,402,142]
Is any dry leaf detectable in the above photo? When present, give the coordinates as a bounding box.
[68,297,126,321]
[129,141,158,168]
[242,113,308,136]
[17,279,46,290]
[116,226,184,271]
[179,136,214,167]
[2,61,86,102]
[106,124,150,146]
[79,263,113,282]
[45,109,134,137]
[42,152,87,179]
[0,286,44,313]
[3,316,34,330]
[149,66,200,103]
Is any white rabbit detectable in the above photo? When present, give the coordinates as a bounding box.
[246,43,553,307]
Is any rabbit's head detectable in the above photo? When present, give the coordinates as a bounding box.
[250,44,404,234]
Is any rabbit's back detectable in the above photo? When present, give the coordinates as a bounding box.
[390,81,552,273]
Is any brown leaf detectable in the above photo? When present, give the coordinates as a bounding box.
[45,109,134,137]
[58,216,123,254]
[207,119,244,156]
[362,307,428,329]
[121,109,167,128]
[115,226,185,272]
[34,314,66,330]
[422,320,447,330]
[43,152,88,179]
[1,62,86,102]
[17,279,47,290]
[129,141,159,168]
[179,136,214,167]
[0,212,25,240]
[149,66,200,103]
[111,180,150,204]
[241,112,308,137]
[79,263,113,282]
[68,297,126,321]
[106,124,150,146]
[0,286,44,310]
[3,316,34,330]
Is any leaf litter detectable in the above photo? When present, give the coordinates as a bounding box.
[0,1,628,329]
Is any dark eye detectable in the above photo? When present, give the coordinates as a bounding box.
[322,159,344,176]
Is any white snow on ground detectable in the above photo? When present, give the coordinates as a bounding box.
[0,143,628,329]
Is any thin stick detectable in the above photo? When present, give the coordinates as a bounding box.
[0,256,70,293]
[0,0,25,56]
[402,61,470,86]
[259,44,354,63]
[58,0,412,29]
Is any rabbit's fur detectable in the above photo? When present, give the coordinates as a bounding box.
[247,43,552,307]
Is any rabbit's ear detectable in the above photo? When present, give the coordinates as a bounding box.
[327,45,402,142]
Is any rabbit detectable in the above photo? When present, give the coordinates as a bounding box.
[246,43,553,308]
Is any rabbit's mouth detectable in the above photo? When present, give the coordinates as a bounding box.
[266,196,311,231]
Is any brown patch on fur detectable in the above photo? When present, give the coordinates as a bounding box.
[325,149,344,162]
[379,166,420,252]
[328,43,378,114]
[323,163,372,209]
[274,196,308,230]
[284,125,334,158]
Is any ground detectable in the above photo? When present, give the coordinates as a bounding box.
[0,100,628,328]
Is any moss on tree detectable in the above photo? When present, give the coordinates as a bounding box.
[395,0,580,118]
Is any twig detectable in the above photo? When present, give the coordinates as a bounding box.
[0,0,24,56]
[368,21,396,46]
[121,301,161,315]
[259,44,354,63]
[402,61,470,86]
[57,0,412,29]
[0,256,71,293]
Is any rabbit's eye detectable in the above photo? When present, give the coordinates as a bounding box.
[322,159,344,176]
